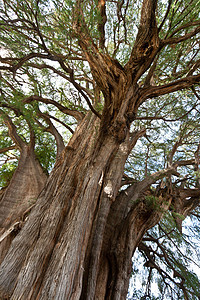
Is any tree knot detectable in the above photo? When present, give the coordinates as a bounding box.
[109,119,128,143]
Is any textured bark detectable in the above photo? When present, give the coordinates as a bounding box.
[88,179,173,299]
[0,107,146,299]
[0,114,107,298]
[0,146,47,263]
[0,104,199,299]
[0,109,173,299]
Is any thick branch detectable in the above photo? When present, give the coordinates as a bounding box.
[179,188,200,199]
[163,24,200,46]
[119,153,200,215]
[0,53,52,73]
[137,74,200,109]
[187,59,200,76]
[172,159,196,168]
[0,101,36,148]
[117,167,179,217]
[39,112,65,157]
[168,141,182,166]
[138,0,157,31]
[23,95,84,122]
[0,145,16,154]
[126,0,159,71]
[72,1,127,100]
[97,0,107,49]
[0,103,21,117]
[136,167,180,192]
[129,128,146,149]
[0,110,25,150]
[144,55,159,86]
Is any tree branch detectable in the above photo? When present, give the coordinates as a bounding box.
[138,74,200,108]
[0,145,16,154]
[168,141,182,166]
[59,61,101,119]
[126,0,159,73]
[1,50,100,118]
[120,152,200,213]
[158,0,172,32]
[27,62,94,100]
[138,241,190,299]
[0,53,52,73]
[23,95,84,122]
[97,0,107,49]
[0,110,25,150]
[129,128,146,150]
[0,99,36,148]
[47,115,74,134]
[162,24,200,46]
[37,112,65,157]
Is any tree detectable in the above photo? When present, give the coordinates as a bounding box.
[0,75,69,263]
[0,0,200,299]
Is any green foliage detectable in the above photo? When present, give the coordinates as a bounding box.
[0,160,18,188]
[144,195,160,210]
[172,211,185,221]
[35,132,57,174]
[129,211,200,299]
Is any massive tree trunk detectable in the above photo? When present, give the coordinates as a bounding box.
[0,109,171,299]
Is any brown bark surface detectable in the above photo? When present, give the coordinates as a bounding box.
[0,146,47,264]
[0,112,179,299]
